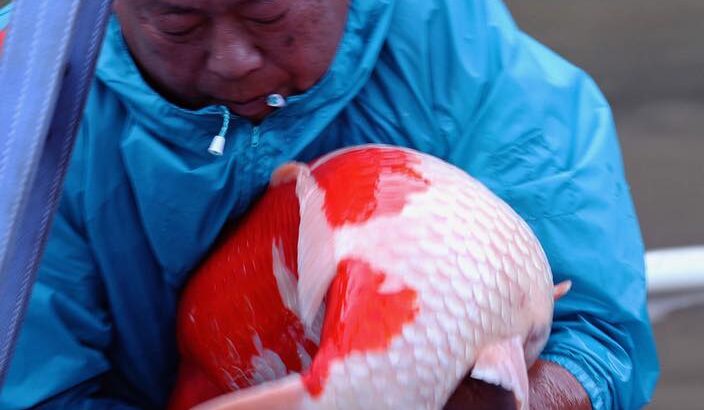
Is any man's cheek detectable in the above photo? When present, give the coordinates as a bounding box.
[149,45,204,82]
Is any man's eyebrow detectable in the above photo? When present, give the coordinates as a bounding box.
[150,0,270,14]
[150,1,202,14]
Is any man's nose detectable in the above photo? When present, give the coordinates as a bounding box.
[207,25,263,80]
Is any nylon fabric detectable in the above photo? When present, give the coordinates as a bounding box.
[0,0,658,408]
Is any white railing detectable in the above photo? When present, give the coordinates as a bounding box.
[646,245,704,293]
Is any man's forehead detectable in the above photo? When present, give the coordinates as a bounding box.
[144,0,275,12]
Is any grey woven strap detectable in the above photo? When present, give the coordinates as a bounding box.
[0,0,113,386]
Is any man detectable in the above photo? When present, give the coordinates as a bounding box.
[0,0,658,408]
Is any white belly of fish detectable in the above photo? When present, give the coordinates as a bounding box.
[307,153,554,409]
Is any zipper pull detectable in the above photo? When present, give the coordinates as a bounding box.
[266,93,287,108]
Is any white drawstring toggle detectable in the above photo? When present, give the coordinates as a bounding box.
[208,135,226,156]
[209,106,231,156]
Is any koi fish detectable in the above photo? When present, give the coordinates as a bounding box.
[168,145,569,410]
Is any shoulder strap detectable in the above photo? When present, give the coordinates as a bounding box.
[0,0,113,386]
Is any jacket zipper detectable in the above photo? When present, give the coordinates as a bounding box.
[250,125,261,148]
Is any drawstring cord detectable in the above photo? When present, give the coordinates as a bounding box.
[208,106,230,156]
[207,94,286,156]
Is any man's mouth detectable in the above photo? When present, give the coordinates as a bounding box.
[215,89,288,119]
[222,95,269,118]
[230,95,265,106]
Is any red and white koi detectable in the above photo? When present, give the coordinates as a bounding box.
[168,145,568,410]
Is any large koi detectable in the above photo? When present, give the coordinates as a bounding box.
[169,145,568,410]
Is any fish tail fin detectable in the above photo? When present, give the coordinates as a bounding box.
[192,374,311,410]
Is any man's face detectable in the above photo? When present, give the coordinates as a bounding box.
[114,0,349,121]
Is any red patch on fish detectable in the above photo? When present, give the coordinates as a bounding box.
[172,147,429,408]
[0,29,6,52]
[302,258,418,396]
[171,180,311,409]
[312,148,430,227]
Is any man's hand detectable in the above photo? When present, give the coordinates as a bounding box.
[444,360,592,410]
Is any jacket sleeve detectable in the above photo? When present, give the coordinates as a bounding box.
[389,0,659,408]
[0,128,140,409]
[0,3,12,48]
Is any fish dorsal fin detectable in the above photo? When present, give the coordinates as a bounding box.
[270,162,304,187]
[272,162,337,331]
[470,336,529,410]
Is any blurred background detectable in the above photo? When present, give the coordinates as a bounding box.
[505,1,704,408]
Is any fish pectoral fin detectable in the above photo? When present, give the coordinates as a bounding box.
[553,280,572,300]
[294,165,337,331]
[271,160,336,333]
[192,374,306,410]
[469,336,529,410]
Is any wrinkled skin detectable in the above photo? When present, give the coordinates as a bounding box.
[114,0,592,407]
[445,360,591,410]
[114,0,348,121]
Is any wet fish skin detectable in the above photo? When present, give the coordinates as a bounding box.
[171,145,561,410]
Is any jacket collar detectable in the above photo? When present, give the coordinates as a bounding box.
[93,1,397,283]
[96,0,397,143]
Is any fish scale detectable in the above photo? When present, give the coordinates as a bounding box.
[172,145,564,410]
[320,149,545,406]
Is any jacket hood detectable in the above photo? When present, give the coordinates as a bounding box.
[96,0,396,147]
[92,1,396,283]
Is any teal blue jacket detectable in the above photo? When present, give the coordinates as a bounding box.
[0,1,658,408]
